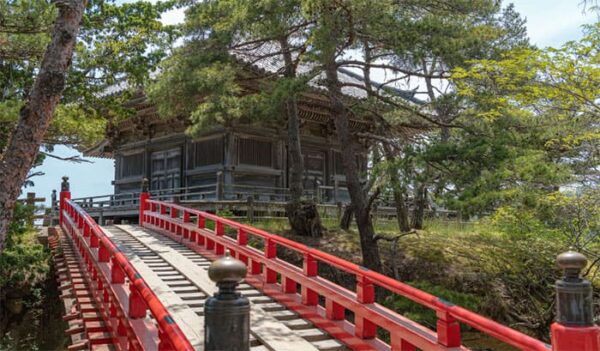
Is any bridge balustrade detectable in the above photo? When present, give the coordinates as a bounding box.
[141,197,561,351]
[60,194,194,351]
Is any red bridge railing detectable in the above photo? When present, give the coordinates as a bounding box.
[141,196,586,351]
[59,188,194,351]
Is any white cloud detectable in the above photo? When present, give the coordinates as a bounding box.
[509,0,596,47]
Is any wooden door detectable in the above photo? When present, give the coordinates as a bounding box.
[150,148,181,191]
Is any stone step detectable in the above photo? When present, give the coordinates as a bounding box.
[284,319,313,330]
[311,339,346,351]
[297,328,329,342]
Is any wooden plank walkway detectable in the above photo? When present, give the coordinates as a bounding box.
[102,224,348,351]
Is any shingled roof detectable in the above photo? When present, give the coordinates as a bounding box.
[86,40,425,158]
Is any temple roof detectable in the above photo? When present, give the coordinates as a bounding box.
[86,41,426,158]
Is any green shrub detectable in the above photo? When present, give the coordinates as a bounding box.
[382,281,481,331]
[0,203,50,291]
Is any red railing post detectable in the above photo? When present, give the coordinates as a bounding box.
[197,214,206,246]
[325,299,344,320]
[436,311,461,347]
[99,242,110,262]
[111,258,125,284]
[183,210,192,240]
[59,176,70,226]
[215,221,225,255]
[139,178,150,227]
[263,239,277,283]
[355,274,376,339]
[551,250,600,351]
[236,228,248,264]
[128,285,148,318]
[90,229,99,248]
[302,253,318,305]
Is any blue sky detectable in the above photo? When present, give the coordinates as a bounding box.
[24,0,597,205]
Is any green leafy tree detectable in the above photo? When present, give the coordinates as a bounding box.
[0,0,178,253]
[446,22,599,215]
[150,0,325,236]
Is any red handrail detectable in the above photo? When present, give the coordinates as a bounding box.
[144,199,551,351]
[61,198,194,351]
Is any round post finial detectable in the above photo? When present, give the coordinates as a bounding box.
[141,177,149,193]
[61,176,70,191]
[208,250,247,287]
[557,249,587,281]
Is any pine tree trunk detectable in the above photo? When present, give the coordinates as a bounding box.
[339,204,353,230]
[324,59,382,272]
[280,38,322,237]
[393,189,411,232]
[285,97,323,237]
[0,0,87,253]
[411,183,427,229]
[382,144,411,232]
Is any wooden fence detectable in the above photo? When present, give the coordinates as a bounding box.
[16,192,48,226]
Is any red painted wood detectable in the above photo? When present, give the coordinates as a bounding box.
[61,200,194,351]
[142,199,556,351]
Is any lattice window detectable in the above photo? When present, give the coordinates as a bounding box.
[121,153,144,178]
[191,138,223,168]
[238,138,272,167]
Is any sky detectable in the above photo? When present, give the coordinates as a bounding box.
[23,0,597,206]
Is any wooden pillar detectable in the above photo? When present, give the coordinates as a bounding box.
[222,131,236,199]
[247,196,254,222]
[216,172,224,201]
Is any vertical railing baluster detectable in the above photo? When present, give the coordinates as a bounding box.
[128,284,148,318]
[436,311,461,347]
[236,228,248,264]
[301,253,318,305]
[215,221,225,255]
[197,214,206,246]
[111,258,125,284]
[355,275,376,339]
[263,239,277,283]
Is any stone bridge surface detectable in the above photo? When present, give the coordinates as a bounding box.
[101,224,345,351]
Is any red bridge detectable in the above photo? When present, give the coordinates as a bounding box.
[51,180,600,351]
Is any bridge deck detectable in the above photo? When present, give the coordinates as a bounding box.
[102,224,347,351]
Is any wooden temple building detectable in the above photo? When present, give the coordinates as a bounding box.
[85,45,421,204]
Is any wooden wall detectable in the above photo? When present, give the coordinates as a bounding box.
[112,124,367,195]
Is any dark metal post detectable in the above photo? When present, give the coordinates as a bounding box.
[205,251,250,351]
[550,250,599,350]
[555,250,593,325]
